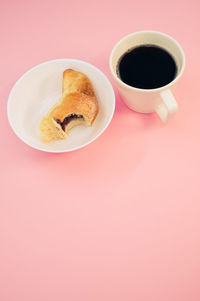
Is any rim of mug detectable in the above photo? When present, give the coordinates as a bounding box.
[109,30,186,93]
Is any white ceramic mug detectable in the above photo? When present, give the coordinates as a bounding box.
[109,31,185,122]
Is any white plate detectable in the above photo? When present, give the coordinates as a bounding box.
[7,59,115,152]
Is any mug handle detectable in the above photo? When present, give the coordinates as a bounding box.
[155,89,178,123]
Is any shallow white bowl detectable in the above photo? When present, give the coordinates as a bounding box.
[7,59,115,152]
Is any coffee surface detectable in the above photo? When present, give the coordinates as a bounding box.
[117,45,177,89]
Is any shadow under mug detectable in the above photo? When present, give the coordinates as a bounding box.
[109,31,185,122]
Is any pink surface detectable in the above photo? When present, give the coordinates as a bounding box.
[1,0,200,300]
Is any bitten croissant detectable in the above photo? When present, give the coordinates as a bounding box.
[39,69,98,142]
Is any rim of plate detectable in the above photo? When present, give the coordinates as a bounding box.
[7,59,115,153]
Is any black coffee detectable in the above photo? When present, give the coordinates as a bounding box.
[117,45,177,89]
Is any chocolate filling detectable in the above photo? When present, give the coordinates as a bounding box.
[55,114,83,131]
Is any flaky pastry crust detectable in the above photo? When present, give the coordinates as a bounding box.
[39,69,98,142]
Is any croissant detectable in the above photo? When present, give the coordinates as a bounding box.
[39,69,98,142]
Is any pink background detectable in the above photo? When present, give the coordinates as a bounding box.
[1,0,200,300]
